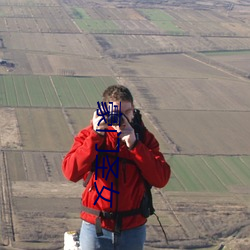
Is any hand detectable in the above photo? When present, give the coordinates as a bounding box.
[113,115,136,149]
[92,111,108,136]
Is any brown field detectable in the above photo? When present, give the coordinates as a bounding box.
[84,7,146,20]
[1,0,250,250]
[167,8,250,36]
[0,108,21,149]
[150,110,250,155]
[206,52,250,73]
[5,32,100,56]
[2,31,112,75]
[16,108,73,151]
[113,53,232,78]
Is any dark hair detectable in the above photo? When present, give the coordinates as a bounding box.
[102,85,133,104]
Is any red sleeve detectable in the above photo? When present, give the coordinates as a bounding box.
[62,125,105,182]
[129,129,171,188]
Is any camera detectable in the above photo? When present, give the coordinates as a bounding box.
[108,112,124,126]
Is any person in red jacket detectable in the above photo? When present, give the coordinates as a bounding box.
[62,85,171,250]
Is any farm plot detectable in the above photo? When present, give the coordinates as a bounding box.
[68,7,159,34]
[1,0,59,7]
[69,7,119,33]
[0,75,58,107]
[95,30,250,55]
[6,32,101,56]
[124,76,250,111]
[94,34,173,55]
[112,19,160,33]
[0,108,21,149]
[51,76,115,108]
[152,110,250,155]
[143,35,219,53]
[75,19,119,33]
[166,8,234,35]
[113,53,231,79]
[0,75,115,108]
[138,8,184,34]
[0,4,79,33]
[205,37,250,51]
[0,18,7,31]
[11,181,82,246]
[16,108,73,151]
[168,8,250,36]
[3,16,79,33]
[203,50,250,73]
[81,7,159,33]
[5,151,65,182]
[165,155,250,192]
[83,7,146,20]
[46,54,113,76]
[0,6,16,17]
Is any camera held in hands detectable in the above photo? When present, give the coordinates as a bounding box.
[108,112,124,126]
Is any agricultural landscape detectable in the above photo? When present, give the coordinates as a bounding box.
[1,0,250,249]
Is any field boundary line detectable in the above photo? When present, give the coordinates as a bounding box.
[49,76,62,107]
[0,152,15,245]
[37,76,49,107]
[49,76,75,135]
[158,189,190,239]
[170,165,187,192]
[143,111,180,154]
[220,157,245,185]
[71,19,83,33]
[239,156,250,171]
[183,158,208,192]
[23,76,33,107]
[184,52,250,82]
[75,77,91,107]
[200,156,228,191]
[63,77,78,107]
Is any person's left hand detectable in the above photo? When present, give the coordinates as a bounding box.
[112,115,136,149]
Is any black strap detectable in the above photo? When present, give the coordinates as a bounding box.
[82,205,142,235]
[82,205,141,219]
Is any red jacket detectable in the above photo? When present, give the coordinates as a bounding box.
[62,124,171,231]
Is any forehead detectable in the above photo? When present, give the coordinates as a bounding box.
[109,101,133,112]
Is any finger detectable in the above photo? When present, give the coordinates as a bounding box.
[112,125,122,132]
[93,110,98,119]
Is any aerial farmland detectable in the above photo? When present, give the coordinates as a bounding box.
[1,0,250,249]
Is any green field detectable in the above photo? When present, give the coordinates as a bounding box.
[138,9,183,33]
[165,155,250,192]
[70,7,119,32]
[202,50,250,56]
[71,7,90,19]
[0,75,115,108]
[75,19,118,32]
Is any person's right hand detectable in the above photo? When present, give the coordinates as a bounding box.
[92,111,108,136]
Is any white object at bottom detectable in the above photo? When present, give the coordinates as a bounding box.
[64,231,80,250]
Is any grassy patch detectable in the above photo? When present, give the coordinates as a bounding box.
[71,7,118,32]
[165,155,250,192]
[138,8,183,33]
[71,7,90,19]
[202,50,250,56]
[0,75,116,108]
[138,9,173,21]
[75,19,118,32]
